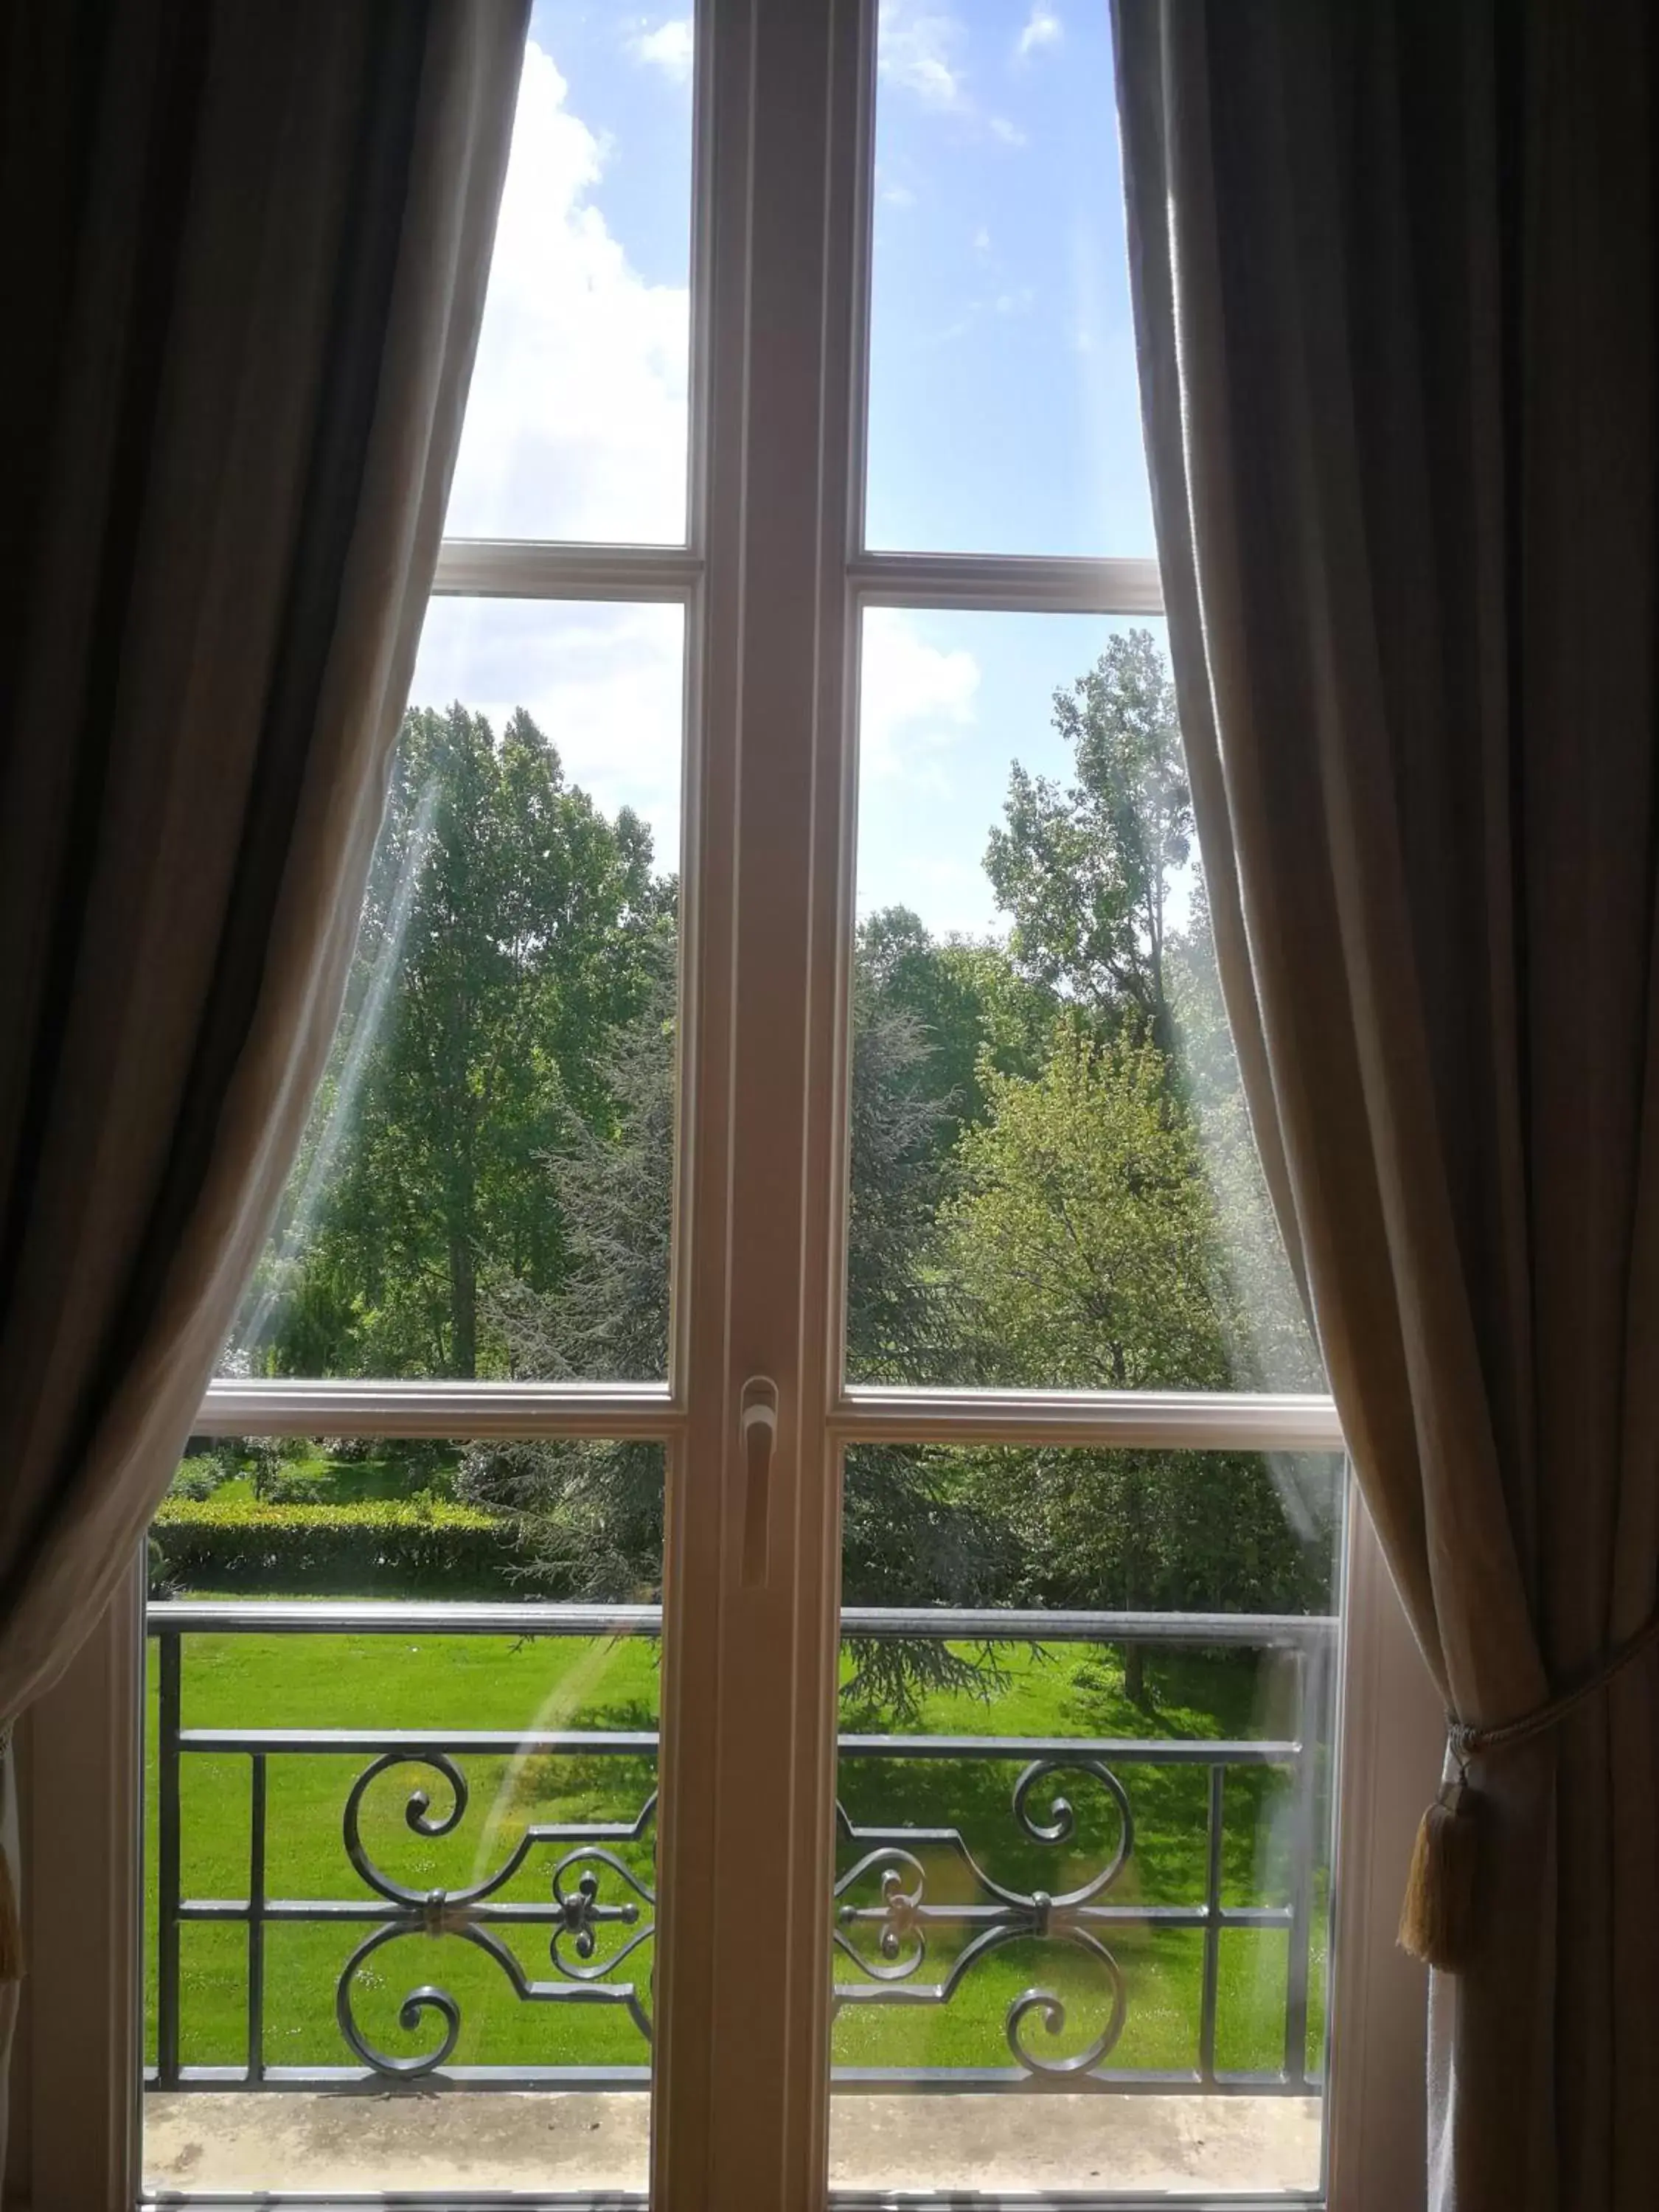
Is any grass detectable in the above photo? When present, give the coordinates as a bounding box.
[195,1444,459,1507]
[145,1618,1329,2082]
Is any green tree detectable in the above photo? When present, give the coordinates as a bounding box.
[947,1026,1228,1391]
[462,944,1018,1708]
[985,627,1190,1054]
[250,704,668,1379]
[857,906,1054,1163]
[459,945,678,1599]
[943,1024,1331,1692]
[1164,878,1322,1393]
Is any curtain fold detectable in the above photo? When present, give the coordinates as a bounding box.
[0,0,526,2059]
[1112,2,1659,2205]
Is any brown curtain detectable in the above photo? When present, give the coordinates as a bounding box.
[0,0,526,2064]
[1112,3,1659,2207]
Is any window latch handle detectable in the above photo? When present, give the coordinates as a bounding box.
[739,1377,779,1588]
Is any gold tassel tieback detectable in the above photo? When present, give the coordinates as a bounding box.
[1398,1772,1480,1971]
[1399,1609,1659,1973]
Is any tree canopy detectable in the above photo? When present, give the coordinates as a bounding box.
[985,628,1191,1054]
[235,634,1335,1696]
[241,704,669,1380]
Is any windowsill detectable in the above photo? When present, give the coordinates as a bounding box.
[144,2084,1320,2202]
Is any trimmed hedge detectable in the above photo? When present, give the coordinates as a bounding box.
[150,1497,550,1597]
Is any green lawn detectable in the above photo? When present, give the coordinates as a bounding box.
[145,1618,1329,2083]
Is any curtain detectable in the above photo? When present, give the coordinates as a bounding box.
[1112,3,1659,2207]
[0,0,526,2096]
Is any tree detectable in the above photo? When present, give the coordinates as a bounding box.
[856,907,1054,1164]
[947,1024,1229,1392]
[246,704,669,1379]
[985,628,1191,1054]
[461,941,1020,1709]
[1163,879,1323,1394]
[942,1023,1332,1692]
[459,942,677,1600]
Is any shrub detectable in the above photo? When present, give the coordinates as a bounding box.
[183,1436,246,1478]
[150,1497,560,1597]
[260,1468,334,1506]
[168,1456,228,1503]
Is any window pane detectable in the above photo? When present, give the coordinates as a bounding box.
[145,1437,664,2196]
[847,608,1317,1393]
[830,1446,1343,2199]
[220,599,684,1382]
[864,1,1150,555]
[444,3,694,543]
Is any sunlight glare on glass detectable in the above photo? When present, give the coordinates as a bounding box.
[850,606,1318,1395]
[220,599,684,1384]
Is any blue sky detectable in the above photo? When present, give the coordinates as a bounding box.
[409,1,1157,941]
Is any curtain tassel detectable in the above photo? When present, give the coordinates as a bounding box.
[1399,1609,1659,1974]
[1397,1773,1479,1971]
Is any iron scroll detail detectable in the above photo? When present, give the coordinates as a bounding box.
[335,1754,657,2076]
[832,1756,1135,2078]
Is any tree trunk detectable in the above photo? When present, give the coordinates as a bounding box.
[1123,1641,1148,1708]
[450,1231,477,1377]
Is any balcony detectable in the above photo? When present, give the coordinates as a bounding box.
[144,1599,1335,2201]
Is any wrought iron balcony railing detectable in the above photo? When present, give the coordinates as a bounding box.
[147,1601,1335,2098]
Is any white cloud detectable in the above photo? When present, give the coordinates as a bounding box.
[1016,3,1062,61]
[860,608,979,787]
[628,18,694,84]
[880,2,969,112]
[444,41,689,543]
[877,6,1029,146]
[409,599,686,867]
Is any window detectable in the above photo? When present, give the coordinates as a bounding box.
[21,7,1443,2211]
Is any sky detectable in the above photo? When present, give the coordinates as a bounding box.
[408,0,1156,940]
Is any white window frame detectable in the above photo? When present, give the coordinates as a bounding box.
[15,4,1443,2208]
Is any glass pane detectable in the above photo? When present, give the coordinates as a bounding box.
[864,1,1149,555]
[830,1446,1343,2198]
[444,3,694,543]
[145,1436,664,2196]
[848,608,1317,1392]
[221,598,683,1382]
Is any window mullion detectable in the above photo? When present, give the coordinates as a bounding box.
[650,4,863,2208]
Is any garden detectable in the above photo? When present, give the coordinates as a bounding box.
[147,1442,1330,2087]
[145,635,1337,2093]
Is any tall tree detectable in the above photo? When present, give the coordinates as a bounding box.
[462,944,1019,1706]
[942,1023,1333,1688]
[461,945,677,1599]
[251,704,667,1378]
[947,1024,1228,1393]
[985,627,1191,1055]
[856,906,1054,1164]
